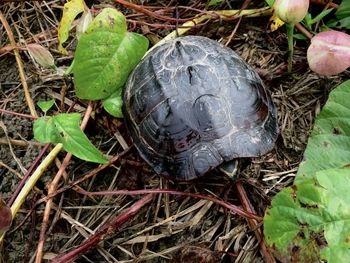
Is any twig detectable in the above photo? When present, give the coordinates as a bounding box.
[74,188,262,222]
[295,23,313,40]
[0,138,44,147]
[315,0,334,32]
[0,121,27,173]
[127,19,195,29]
[225,16,243,47]
[235,181,276,263]
[225,0,253,47]
[0,27,57,55]
[24,193,39,263]
[114,0,190,22]
[147,7,272,54]
[0,108,37,120]
[0,161,23,180]
[0,143,63,243]
[45,147,132,199]
[35,103,93,263]
[7,144,50,206]
[50,194,154,263]
[0,11,37,118]
[310,0,339,9]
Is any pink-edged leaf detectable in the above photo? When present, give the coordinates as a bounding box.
[0,196,12,235]
[307,30,350,76]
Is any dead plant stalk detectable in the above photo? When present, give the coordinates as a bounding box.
[50,194,155,263]
[0,11,37,118]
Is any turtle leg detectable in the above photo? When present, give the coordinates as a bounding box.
[219,159,239,180]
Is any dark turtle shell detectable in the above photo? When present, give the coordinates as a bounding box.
[123,36,279,180]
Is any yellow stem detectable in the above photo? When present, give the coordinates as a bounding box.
[146,7,272,54]
[0,144,63,243]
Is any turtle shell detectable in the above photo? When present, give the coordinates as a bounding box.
[123,36,279,180]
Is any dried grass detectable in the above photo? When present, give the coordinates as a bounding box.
[0,1,347,262]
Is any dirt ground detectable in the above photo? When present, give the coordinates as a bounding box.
[0,1,348,263]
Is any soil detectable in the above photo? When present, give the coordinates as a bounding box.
[0,1,348,263]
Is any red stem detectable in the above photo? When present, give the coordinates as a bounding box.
[235,181,275,263]
[50,194,154,263]
[114,0,190,22]
[0,108,37,120]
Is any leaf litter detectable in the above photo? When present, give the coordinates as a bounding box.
[0,0,348,262]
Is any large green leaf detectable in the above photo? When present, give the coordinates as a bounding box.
[34,113,108,164]
[265,168,350,263]
[72,8,149,100]
[296,80,350,182]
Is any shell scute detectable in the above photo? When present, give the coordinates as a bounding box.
[123,36,279,180]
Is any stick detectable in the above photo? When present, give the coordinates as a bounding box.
[50,194,154,263]
[0,11,37,118]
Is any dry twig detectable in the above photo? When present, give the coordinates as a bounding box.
[236,181,276,263]
[0,11,37,118]
[74,188,262,222]
[50,194,155,263]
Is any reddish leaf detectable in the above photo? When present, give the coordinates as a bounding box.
[0,196,12,235]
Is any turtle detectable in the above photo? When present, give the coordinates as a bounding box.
[122,36,279,181]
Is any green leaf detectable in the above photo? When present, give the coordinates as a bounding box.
[33,113,108,164]
[328,17,350,29]
[304,12,312,24]
[264,168,350,263]
[293,33,308,40]
[207,0,224,7]
[327,0,350,29]
[58,0,84,53]
[335,0,350,20]
[296,80,350,182]
[37,99,55,113]
[310,8,333,25]
[102,91,123,118]
[265,0,275,7]
[72,8,149,100]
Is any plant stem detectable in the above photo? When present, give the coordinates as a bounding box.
[0,143,63,243]
[7,144,50,207]
[35,103,93,263]
[145,7,272,55]
[50,194,154,263]
[235,181,276,263]
[286,23,295,73]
